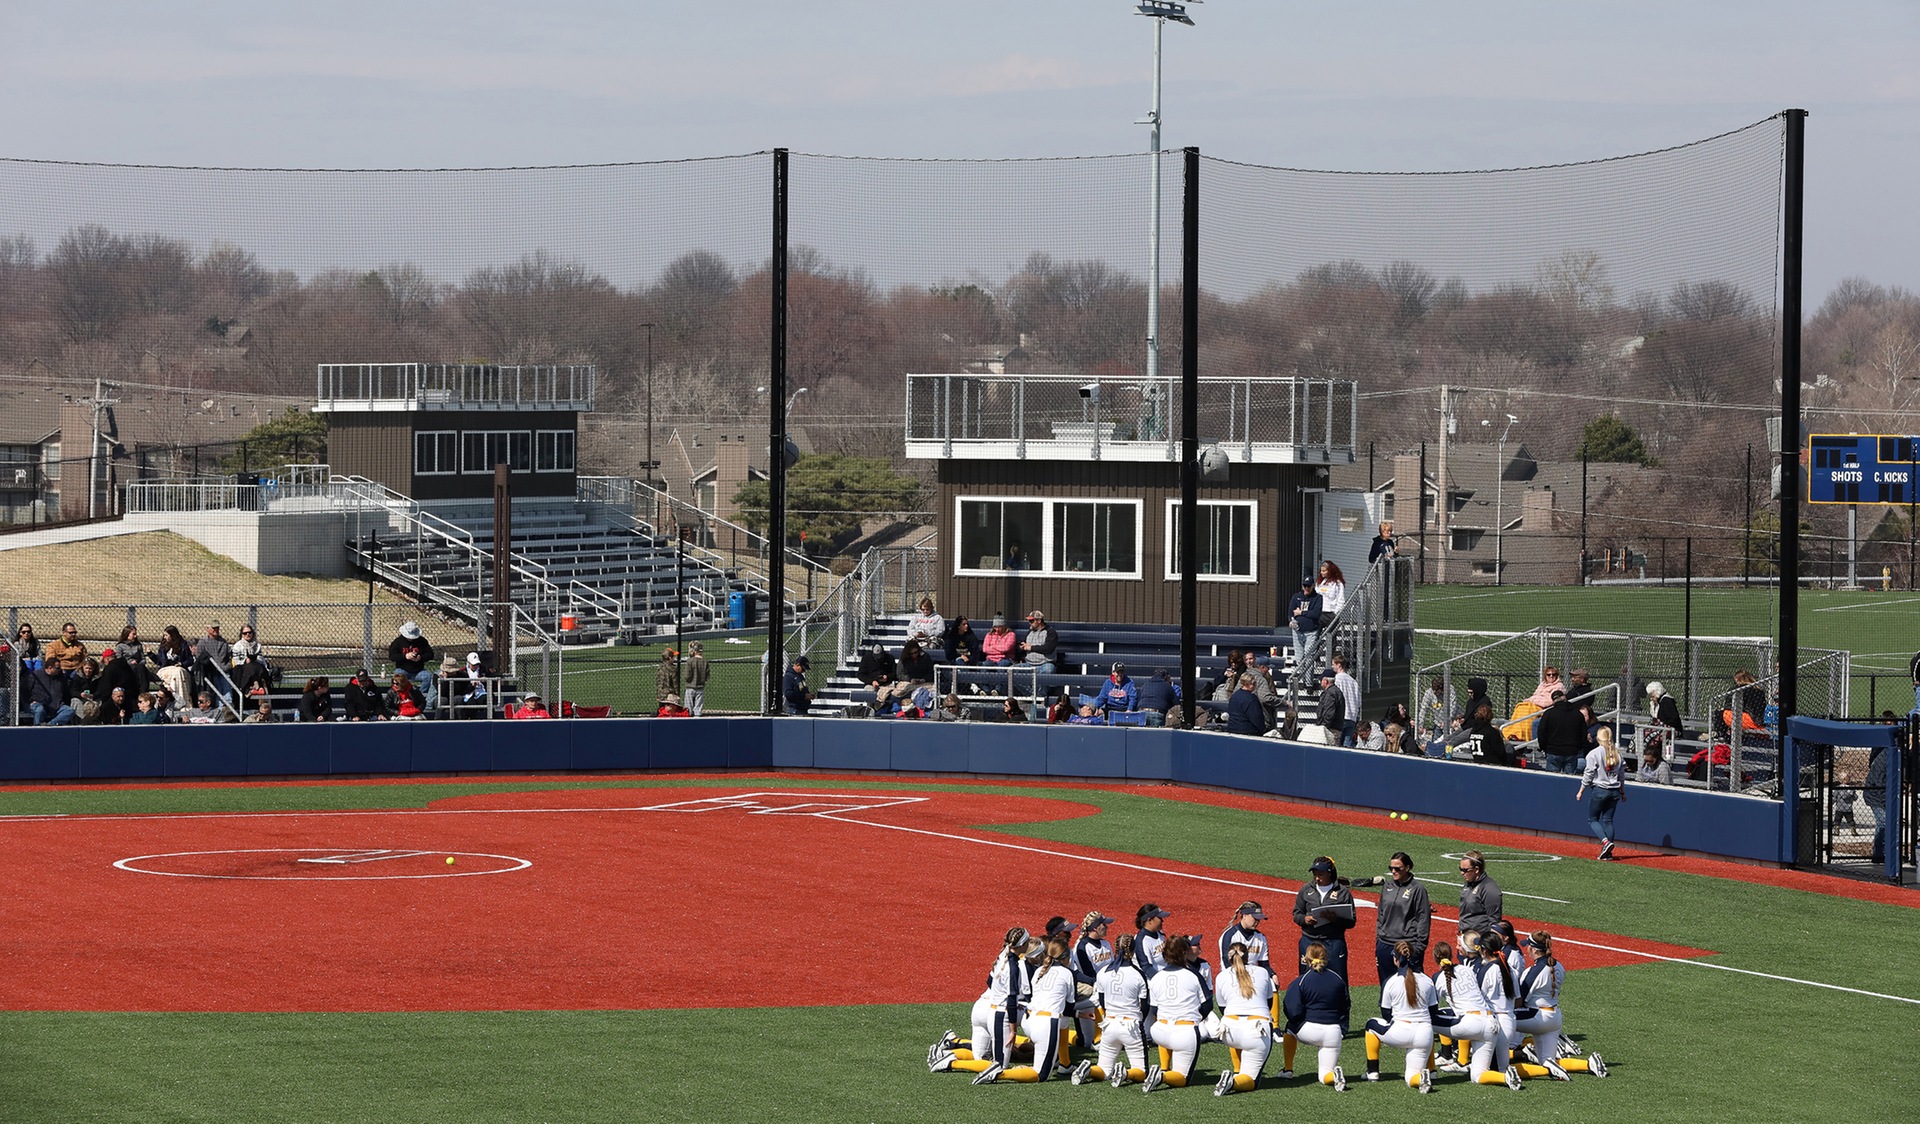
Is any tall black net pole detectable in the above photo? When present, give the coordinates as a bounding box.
[1778,110,1806,721]
[766,148,789,714]
[1178,147,1200,727]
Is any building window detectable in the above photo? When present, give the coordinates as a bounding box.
[1165,500,1257,582]
[461,430,534,474]
[415,431,458,476]
[536,430,575,473]
[957,498,1044,573]
[954,497,1140,578]
[1051,501,1139,577]
[1451,529,1484,551]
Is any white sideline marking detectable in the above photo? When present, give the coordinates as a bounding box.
[1811,596,1920,612]
[296,849,432,865]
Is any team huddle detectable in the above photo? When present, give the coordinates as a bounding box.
[926,851,1608,1094]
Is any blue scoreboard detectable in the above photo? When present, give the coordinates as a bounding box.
[1807,434,1918,505]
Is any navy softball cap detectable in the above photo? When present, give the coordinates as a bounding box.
[1309,858,1336,874]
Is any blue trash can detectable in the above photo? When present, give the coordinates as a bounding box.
[728,591,748,630]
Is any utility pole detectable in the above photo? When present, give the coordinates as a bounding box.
[1435,384,1453,583]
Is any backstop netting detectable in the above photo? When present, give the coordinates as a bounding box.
[9,116,1887,710]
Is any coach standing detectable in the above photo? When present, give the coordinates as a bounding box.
[1292,856,1357,980]
[1455,850,1503,937]
[1371,851,1431,1016]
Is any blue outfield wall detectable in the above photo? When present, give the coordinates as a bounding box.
[0,718,1784,863]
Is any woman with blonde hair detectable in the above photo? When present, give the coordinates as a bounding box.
[930,926,1040,1076]
[1575,725,1629,860]
[971,933,1076,1084]
[1278,940,1350,1091]
[1210,941,1276,1095]
[1361,939,1436,1092]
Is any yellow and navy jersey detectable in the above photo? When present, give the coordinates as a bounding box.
[1094,959,1149,1016]
[1073,936,1113,985]
[1134,929,1168,977]
[1518,959,1565,1009]
[1026,961,1077,1018]
[1476,956,1518,1016]
[1147,964,1208,1022]
[1218,924,1270,970]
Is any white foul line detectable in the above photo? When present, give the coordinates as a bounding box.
[1414,873,1570,905]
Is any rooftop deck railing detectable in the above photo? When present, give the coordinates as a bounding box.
[315,363,596,411]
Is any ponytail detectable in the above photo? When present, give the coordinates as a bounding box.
[1598,725,1620,770]
[1394,940,1418,1007]
[1227,942,1256,999]
[1432,940,1456,1001]
[1302,940,1329,972]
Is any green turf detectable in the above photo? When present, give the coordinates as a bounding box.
[3,775,1916,1121]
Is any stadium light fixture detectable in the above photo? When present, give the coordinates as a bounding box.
[1135,1,1199,411]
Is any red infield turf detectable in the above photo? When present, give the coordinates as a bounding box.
[0,782,1715,1014]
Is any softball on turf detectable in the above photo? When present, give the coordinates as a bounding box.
[445,856,456,866]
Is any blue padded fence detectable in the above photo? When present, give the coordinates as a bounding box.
[0,719,1784,863]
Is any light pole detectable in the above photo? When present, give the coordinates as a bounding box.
[1485,413,1517,586]
[1135,2,1197,393]
[640,322,656,485]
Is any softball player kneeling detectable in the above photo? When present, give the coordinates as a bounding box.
[973,934,1076,1084]
[1071,934,1150,1087]
[930,927,1037,1075]
[1211,942,1276,1096]
[1363,940,1437,1092]
[1143,935,1208,1092]
[1512,931,1607,1079]
[1431,940,1521,1090]
[1279,941,1351,1091]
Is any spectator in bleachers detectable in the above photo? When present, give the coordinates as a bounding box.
[1356,720,1385,752]
[1288,577,1324,677]
[193,621,236,703]
[1368,520,1398,564]
[1099,664,1138,715]
[1383,721,1419,755]
[1332,655,1362,747]
[509,691,552,719]
[1019,611,1058,673]
[26,664,74,726]
[684,641,710,716]
[906,597,944,649]
[446,653,490,717]
[1645,681,1685,746]
[1636,739,1672,785]
[185,691,230,724]
[1565,667,1595,704]
[388,621,437,712]
[97,649,142,721]
[299,677,337,722]
[1525,666,1563,709]
[150,626,195,703]
[244,698,277,724]
[898,641,937,706]
[1067,701,1105,725]
[127,692,165,725]
[45,622,88,682]
[857,642,897,696]
[153,686,181,722]
[113,626,148,668]
[657,693,691,718]
[1460,703,1510,766]
[943,615,983,665]
[1316,671,1345,742]
[1226,672,1269,736]
[1135,668,1179,723]
[386,673,425,720]
[1460,676,1491,729]
[1314,561,1347,626]
[871,642,920,710]
[782,656,813,715]
[981,615,1018,665]
[1535,689,1587,774]
[100,687,131,725]
[230,625,275,697]
[999,697,1027,723]
[13,622,42,669]
[1416,677,1456,748]
[344,668,388,720]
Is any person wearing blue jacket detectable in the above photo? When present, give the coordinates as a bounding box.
[1099,664,1138,714]
[1287,577,1325,679]
[1279,941,1352,1089]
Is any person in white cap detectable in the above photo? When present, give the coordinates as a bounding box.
[387,620,438,712]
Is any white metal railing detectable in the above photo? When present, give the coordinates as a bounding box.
[315,363,595,411]
[123,482,259,513]
[577,475,834,599]
[904,373,1360,464]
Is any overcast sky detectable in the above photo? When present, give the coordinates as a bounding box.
[5,1,1915,304]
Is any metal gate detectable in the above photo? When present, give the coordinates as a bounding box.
[1789,716,1915,882]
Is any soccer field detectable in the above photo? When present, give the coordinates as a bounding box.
[0,773,1913,1123]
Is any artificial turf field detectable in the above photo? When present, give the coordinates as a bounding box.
[0,773,1913,1122]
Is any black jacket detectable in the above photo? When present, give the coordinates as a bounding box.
[1535,699,1588,756]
